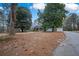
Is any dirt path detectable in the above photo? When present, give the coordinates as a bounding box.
[0,32,64,56]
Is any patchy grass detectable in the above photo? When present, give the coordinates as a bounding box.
[0,35,15,42]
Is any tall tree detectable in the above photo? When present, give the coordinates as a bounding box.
[38,3,68,32]
[37,9,46,31]
[15,7,32,32]
[0,9,5,32]
[2,3,17,35]
[9,3,17,35]
[2,3,11,32]
[69,13,78,30]
[77,16,79,30]
[63,13,78,31]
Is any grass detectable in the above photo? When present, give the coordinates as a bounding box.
[0,35,14,42]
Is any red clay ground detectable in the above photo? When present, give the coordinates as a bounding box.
[0,32,64,56]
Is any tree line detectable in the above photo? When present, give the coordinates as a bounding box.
[0,3,79,36]
[63,13,79,31]
[1,3,32,36]
[37,3,68,32]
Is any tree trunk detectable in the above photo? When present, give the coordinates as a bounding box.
[52,26,54,32]
[9,17,15,35]
[44,27,46,32]
[21,29,24,32]
[52,26,57,32]
[52,28,54,32]
[77,23,79,30]
[9,3,17,36]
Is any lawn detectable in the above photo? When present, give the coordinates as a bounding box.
[0,32,64,56]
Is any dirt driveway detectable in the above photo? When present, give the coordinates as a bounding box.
[0,32,64,56]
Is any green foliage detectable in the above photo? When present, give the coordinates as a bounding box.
[15,7,32,32]
[38,3,68,31]
[0,35,13,42]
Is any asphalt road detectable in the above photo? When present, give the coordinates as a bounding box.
[53,31,79,56]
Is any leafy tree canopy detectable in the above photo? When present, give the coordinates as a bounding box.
[15,7,32,32]
[37,3,68,31]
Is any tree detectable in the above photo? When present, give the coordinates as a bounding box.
[0,9,5,32]
[77,16,79,30]
[63,13,78,31]
[37,9,44,31]
[2,3,17,36]
[2,3,11,32]
[9,3,17,35]
[15,7,32,32]
[33,19,42,31]
[38,3,68,32]
[69,13,78,30]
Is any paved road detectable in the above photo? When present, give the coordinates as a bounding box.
[53,31,79,56]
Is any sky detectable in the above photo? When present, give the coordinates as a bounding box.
[18,3,46,23]
[18,3,79,23]
[0,3,79,23]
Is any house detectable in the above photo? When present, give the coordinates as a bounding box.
[47,28,63,32]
